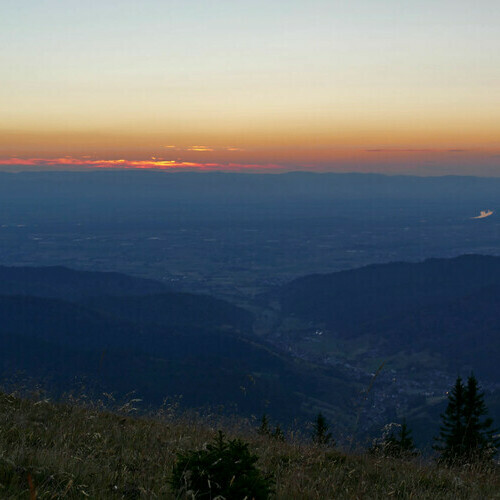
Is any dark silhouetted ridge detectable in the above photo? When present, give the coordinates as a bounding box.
[0,265,168,300]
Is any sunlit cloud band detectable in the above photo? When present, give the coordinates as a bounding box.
[0,157,282,172]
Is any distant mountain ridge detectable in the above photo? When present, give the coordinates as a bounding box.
[0,265,168,299]
[274,254,500,380]
[83,293,253,333]
[0,266,356,423]
[278,254,500,331]
[357,283,500,378]
[1,171,500,203]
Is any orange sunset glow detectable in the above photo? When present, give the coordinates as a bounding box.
[1,1,499,175]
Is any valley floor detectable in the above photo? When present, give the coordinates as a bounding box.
[0,392,498,499]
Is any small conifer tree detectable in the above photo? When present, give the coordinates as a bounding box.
[434,374,499,464]
[434,376,467,463]
[462,374,499,461]
[170,431,272,499]
[258,414,285,441]
[311,412,334,446]
[272,424,285,442]
[397,420,416,453]
[258,414,271,436]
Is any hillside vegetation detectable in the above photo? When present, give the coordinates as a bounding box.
[269,255,500,443]
[1,257,500,448]
[0,393,498,499]
[0,265,358,426]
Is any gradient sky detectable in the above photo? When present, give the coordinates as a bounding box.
[1,0,499,175]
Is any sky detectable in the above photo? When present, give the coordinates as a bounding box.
[1,0,499,175]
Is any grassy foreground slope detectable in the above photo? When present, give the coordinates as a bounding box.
[0,393,498,499]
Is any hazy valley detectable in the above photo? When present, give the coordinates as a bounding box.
[1,172,499,450]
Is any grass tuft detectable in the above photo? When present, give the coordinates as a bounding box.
[0,392,498,498]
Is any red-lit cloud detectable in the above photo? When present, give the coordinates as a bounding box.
[0,157,281,172]
[1,147,498,176]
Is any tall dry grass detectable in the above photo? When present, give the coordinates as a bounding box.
[0,392,498,499]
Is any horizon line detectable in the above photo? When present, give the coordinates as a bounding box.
[1,167,500,180]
